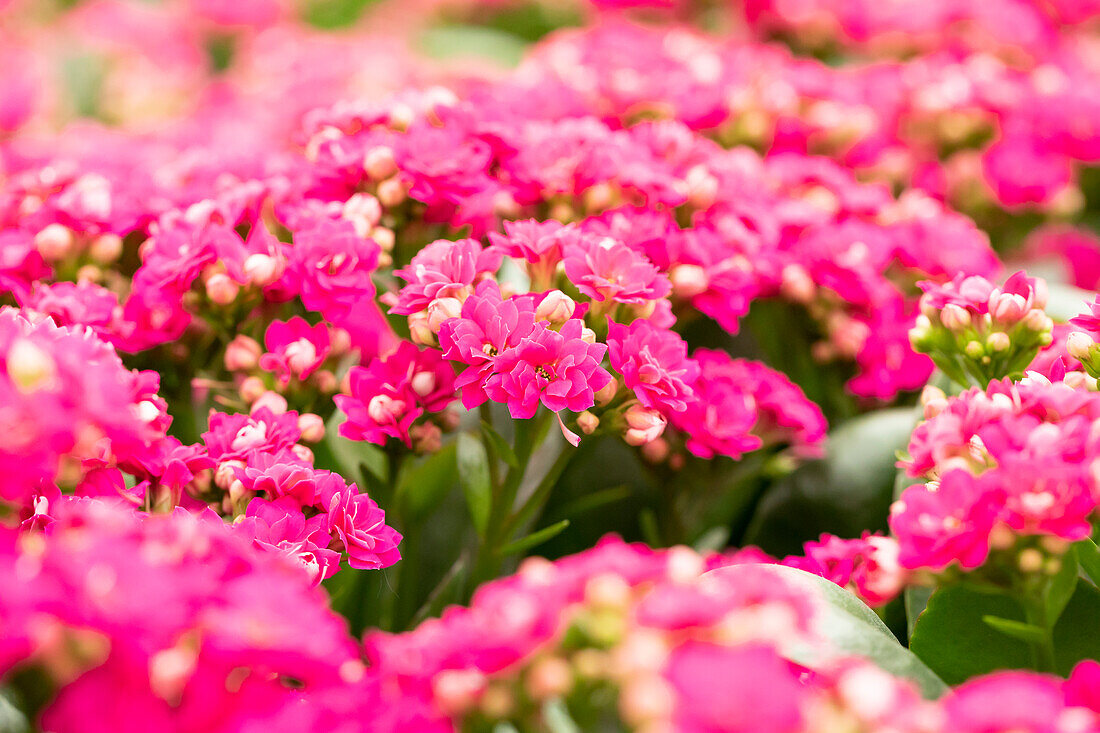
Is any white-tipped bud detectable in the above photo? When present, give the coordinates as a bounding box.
[297,413,325,443]
[535,290,576,323]
[205,273,239,305]
[35,224,75,260]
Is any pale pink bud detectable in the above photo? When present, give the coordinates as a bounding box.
[377,177,407,208]
[433,669,485,717]
[685,167,719,210]
[8,338,57,393]
[367,394,406,424]
[640,437,670,464]
[410,370,437,397]
[535,290,576,323]
[989,291,1027,324]
[581,327,598,344]
[35,224,75,260]
[669,264,708,298]
[371,226,395,252]
[330,328,353,355]
[224,335,262,371]
[780,264,815,303]
[291,444,314,463]
[409,312,435,346]
[939,303,971,331]
[1068,331,1096,362]
[298,413,325,443]
[76,265,103,283]
[250,391,288,416]
[364,146,397,180]
[344,192,382,228]
[577,410,599,434]
[243,254,282,287]
[986,331,1011,352]
[314,370,338,393]
[427,298,463,332]
[585,573,631,609]
[88,233,123,263]
[525,657,573,701]
[624,404,667,446]
[205,273,239,305]
[1024,309,1053,333]
[619,675,675,726]
[239,376,266,403]
[1032,278,1049,310]
[411,422,443,453]
[149,644,197,705]
[595,378,619,406]
[920,385,949,419]
[285,338,319,375]
[214,461,244,490]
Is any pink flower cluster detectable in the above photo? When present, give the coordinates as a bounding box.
[890,378,1100,572]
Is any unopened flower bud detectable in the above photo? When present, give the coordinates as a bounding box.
[314,370,338,393]
[581,327,597,344]
[411,422,443,453]
[205,273,239,305]
[1068,331,1096,362]
[432,669,485,717]
[595,378,618,406]
[577,411,599,434]
[251,391,288,415]
[920,385,949,419]
[35,224,75,260]
[526,657,573,701]
[780,264,815,304]
[409,312,434,346]
[536,290,576,323]
[364,146,397,180]
[8,338,57,393]
[376,177,407,208]
[940,303,971,331]
[619,675,675,726]
[986,331,1011,352]
[410,370,437,397]
[624,405,667,446]
[297,413,325,443]
[427,298,462,332]
[239,376,266,403]
[368,394,405,424]
[214,461,244,490]
[243,254,282,287]
[291,444,314,463]
[641,437,670,463]
[344,193,383,231]
[1018,548,1044,574]
[669,264,708,298]
[964,340,984,359]
[371,226,395,252]
[88,233,123,263]
[224,335,262,371]
[989,291,1027,324]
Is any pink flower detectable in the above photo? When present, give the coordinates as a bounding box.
[235,497,340,585]
[320,475,402,570]
[607,319,697,413]
[562,235,670,304]
[336,342,456,447]
[259,317,331,385]
[488,219,579,287]
[391,238,501,316]
[233,453,319,507]
[485,320,611,419]
[290,218,380,316]
[202,408,302,464]
[944,671,1076,733]
[890,469,1002,571]
[21,281,119,334]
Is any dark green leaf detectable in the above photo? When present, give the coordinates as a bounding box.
[499,520,570,557]
[1052,580,1100,674]
[1046,549,1080,626]
[910,585,1031,684]
[982,616,1047,644]
[409,555,469,628]
[480,420,519,467]
[458,433,492,536]
[398,443,458,520]
[708,565,947,698]
[1076,538,1100,586]
[319,412,388,486]
[743,408,920,555]
[905,585,934,640]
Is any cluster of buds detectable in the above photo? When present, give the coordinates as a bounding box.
[909,271,1053,387]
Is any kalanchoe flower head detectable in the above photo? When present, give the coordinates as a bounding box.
[235,497,340,585]
[910,271,1053,387]
[336,341,456,447]
[484,319,611,420]
[391,237,502,316]
[290,218,380,317]
[607,319,698,413]
[319,472,402,570]
[562,234,671,305]
[259,316,332,386]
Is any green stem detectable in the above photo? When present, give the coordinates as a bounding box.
[1021,594,1057,674]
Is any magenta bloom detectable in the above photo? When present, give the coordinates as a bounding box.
[562,235,670,304]
[320,473,403,570]
[236,497,340,585]
[22,280,119,334]
[485,320,611,419]
[336,341,456,447]
[890,469,1002,572]
[391,238,501,315]
[290,218,380,315]
[607,318,697,413]
[259,316,331,385]
[233,452,319,507]
[201,407,302,464]
[438,281,538,410]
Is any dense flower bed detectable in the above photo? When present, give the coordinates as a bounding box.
[3,0,1100,730]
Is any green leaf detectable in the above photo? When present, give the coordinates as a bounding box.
[910,585,1032,684]
[398,443,458,521]
[905,585,934,640]
[481,420,519,468]
[707,565,948,699]
[694,526,731,553]
[318,412,388,487]
[542,698,581,733]
[743,408,920,555]
[409,554,469,628]
[982,616,1047,644]
[0,688,28,733]
[499,520,570,557]
[1046,548,1080,626]
[1075,538,1100,585]
[1052,580,1100,673]
[458,433,492,536]
[419,26,528,66]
